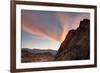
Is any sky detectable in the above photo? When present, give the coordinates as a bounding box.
[21,10,90,50]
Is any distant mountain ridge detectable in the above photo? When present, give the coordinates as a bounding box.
[22,48,57,55]
[21,48,57,62]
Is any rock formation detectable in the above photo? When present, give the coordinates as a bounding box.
[55,19,90,61]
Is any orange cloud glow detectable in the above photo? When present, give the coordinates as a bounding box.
[55,12,68,42]
[22,15,63,43]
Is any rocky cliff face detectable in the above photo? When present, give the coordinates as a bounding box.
[55,19,90,61]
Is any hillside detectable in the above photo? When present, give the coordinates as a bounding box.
[55,19,90,61]
[21,48,57,62]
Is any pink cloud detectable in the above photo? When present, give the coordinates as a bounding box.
[55,12,69,42]
[21,13,63,42]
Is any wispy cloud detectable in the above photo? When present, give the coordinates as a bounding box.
[21,10,90,44]
[55,12,69,42]
[21,10,65,43]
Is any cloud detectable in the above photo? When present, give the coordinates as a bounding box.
[21,11,65,43]
[21,10,90,43]
[55,12,69,42]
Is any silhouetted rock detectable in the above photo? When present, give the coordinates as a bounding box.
[55,19,90,61]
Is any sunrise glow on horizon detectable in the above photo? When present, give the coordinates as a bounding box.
[21,10,90,50]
